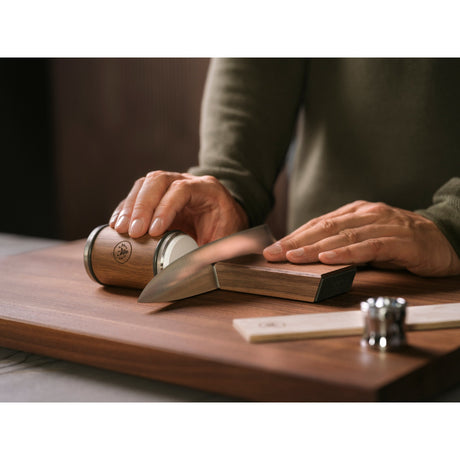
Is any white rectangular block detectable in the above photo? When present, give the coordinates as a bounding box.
[233,303,460,343]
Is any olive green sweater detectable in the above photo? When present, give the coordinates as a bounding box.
[189,58,460,256]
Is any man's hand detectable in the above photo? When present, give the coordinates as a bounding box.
[109,171,248,245]
[263,200,460,277]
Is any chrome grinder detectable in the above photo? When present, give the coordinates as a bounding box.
[360,297,407,351]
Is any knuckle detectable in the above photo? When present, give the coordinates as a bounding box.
[201,175,220,188]
[310,243,323,255]
[167,180,195,201]
[366,238,385,255]
[146,170,165,179]
[132,201,149,213]
[134,177,145,187]
[392,209,415,228]
[169,178,188,191]
[147,172,172,189]
[184,175,224,194]
[367,201,388,214]
[396,215,411,228]
[339,228,359,244]
[338,245,352,259]
[414,217,434,233]
[307,216,320,227]
[319,218,337,233]
[280,238,301,252]
[351,199,368,208]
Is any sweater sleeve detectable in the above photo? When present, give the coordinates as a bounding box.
[188,58,307,226]
[416,177,460,257]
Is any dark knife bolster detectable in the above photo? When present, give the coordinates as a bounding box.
[314,267,357,302]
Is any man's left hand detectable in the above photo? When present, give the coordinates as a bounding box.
[263,200,460,277]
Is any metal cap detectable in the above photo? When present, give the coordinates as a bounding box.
[153,231,198,275]
[360,297,407,351]
[83,224,108,284]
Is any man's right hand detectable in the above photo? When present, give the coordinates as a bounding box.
[109,171,248,245]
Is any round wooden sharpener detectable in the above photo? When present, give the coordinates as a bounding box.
[83,225,198,289]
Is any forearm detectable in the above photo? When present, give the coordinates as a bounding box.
[189,58,307,226]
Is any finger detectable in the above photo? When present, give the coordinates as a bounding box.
[114,177,145,233]
[149,179,210,236]
[148,179,196,237]
[264,211,378,261]
[128,171,183,238]
[149,177,227,244]
[285,224,410,263]
[283,200,370,240]
[317,236,417,266]
[109,200,125,228]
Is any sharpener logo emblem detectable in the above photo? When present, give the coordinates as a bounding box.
[258,320,286,329]
[113,241,132,264]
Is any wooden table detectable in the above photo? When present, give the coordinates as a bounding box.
[1,240,460,401]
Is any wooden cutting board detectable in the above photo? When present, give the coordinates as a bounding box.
[1,240,460,401]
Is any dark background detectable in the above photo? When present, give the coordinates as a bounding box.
[1,58,286,241]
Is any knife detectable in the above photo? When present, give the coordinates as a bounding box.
[138,224,275,303]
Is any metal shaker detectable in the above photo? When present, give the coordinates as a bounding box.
[360,297,407,351]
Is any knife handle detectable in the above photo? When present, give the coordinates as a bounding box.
[84,225,197,289]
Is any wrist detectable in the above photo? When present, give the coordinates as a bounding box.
[233,198,250,230]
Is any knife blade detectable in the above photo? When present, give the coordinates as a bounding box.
[138,224,275,303]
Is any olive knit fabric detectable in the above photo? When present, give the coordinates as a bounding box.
[189,58,460,257]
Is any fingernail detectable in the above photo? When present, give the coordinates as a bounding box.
[265,243,283,256]
[320,250,337,261]
[115,215,129,232]
[129,218,144,237]
[149,217,163,235]
[109,211,119,226]
[287,247,305,258]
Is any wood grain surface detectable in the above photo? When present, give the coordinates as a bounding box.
[1,240,460,401]
[215,254,356,302]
